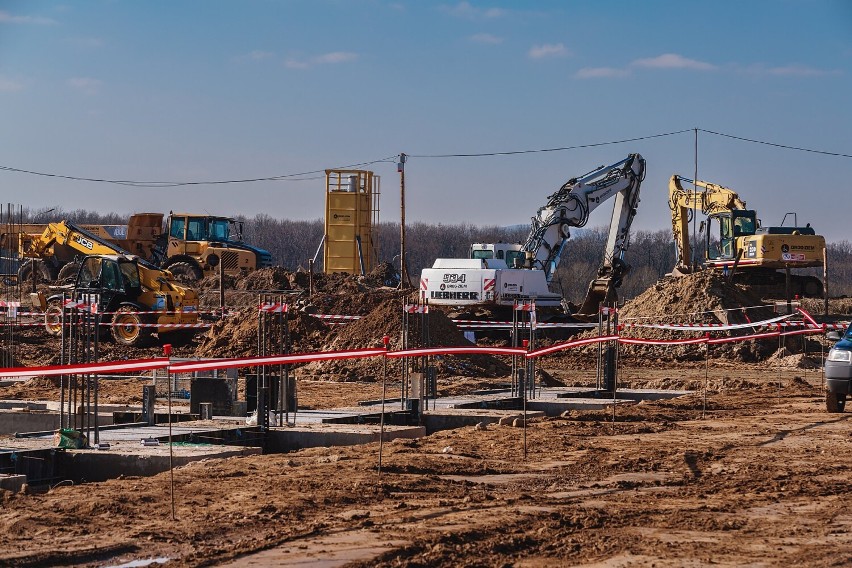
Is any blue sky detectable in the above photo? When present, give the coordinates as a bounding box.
[1,0,851,242]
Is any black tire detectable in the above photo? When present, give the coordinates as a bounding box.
[826,390,847,413]
[166,261,203,282]
[18,260,53,285]
[57,262,81,284]
[802,277,823,298]
[111,305,151,346]
[44,299,64,337]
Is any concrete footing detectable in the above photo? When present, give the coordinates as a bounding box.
[527,398,636,415]
[0,474,26,492]
[422,409,546,434]
[1,384,693,487]
[0,409,113,436]
[60,445,263,483]
[266,423,425,453]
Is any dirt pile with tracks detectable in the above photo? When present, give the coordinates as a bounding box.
[538,271,818,367]
[193,308,331,359]
[298,299,511,381]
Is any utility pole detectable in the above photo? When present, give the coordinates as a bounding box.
[398,153,411,289]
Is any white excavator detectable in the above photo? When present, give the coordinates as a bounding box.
[420,153,646,319]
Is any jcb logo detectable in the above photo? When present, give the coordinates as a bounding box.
[74,235,95,250]
[443,273,466,284]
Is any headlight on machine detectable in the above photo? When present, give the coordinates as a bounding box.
[828,349,852,363]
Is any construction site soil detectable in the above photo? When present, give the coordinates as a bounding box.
[1,268,851,566]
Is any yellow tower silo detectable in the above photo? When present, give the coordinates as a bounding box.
[324,169,380,274]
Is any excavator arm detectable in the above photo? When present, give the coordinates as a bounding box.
[522,154,645,279]
[521,154,645,318]
[668,175,747,273]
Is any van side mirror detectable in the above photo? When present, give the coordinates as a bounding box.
[827,331,841,341]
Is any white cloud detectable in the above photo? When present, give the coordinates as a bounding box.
[286,51,358,69]
[765,64,841,77]
[444,2,505,19]
[575,67,630,79]
[528,43,569,60]
[313,51,358,64]
[68,77,102,95]
[0,10,57,25]
[631,53,716,71]
[470,33,502,45]
[284,58,310,69]
[0,76,25,92]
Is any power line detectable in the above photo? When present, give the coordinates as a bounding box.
[699,129,852,159]
[0,156,399,188]
[0,128,848,188]
[408,129,692,158]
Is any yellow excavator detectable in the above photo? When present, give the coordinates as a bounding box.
[24,221,200,346]
[669,174,825,297]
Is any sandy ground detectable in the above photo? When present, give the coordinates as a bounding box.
[1,270,850,566]
[1,363,850,567]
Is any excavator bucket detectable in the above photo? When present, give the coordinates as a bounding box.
[572,278,617,322]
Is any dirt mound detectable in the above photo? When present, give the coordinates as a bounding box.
[194,308,330,359]
[298,300,511,381]
[763,349,822,369]
[363,262,400,288]
[620,271,772,325]
[538,272,796,366]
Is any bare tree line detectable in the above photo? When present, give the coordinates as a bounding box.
[12,206,852,299]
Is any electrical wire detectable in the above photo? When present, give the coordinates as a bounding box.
[0,156,399,188]
[699,129,852,159]
[0,127,848,188]
[408,129,692,158]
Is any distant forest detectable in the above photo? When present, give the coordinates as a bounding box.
[12,207,852,300]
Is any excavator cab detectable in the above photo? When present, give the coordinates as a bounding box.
[706,210,758,261]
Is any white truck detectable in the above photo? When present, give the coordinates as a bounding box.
[420,154,646,318]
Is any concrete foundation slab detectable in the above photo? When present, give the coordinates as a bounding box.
[0,409,113,436]
[61,442,263,483]
[527,398,637,416]
[422,409,546,434]
[0,474,26,492]
[266,423,425,453]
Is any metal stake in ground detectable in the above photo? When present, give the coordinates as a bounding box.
[164,343,176,521]
[378,335,390,479]
[522,338,529,460]
[704,333,710,419]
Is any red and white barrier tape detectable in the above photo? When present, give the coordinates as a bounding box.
[529,334,620,357]
[386,346,526,359]
[622,312,793,331]
[0,323,837,378]
[36,321,210,329]
[313,314,361,321]
[168,348,388,373]
[0,357,170,378]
